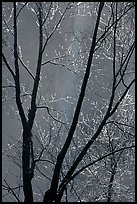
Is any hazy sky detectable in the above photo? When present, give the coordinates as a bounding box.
[2,2,135,202]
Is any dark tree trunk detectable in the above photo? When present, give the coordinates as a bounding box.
[107,171,115,202]
[22,129,33,202]
[43,189,54,203]
[23,177,33,202]
[43,3,104,203]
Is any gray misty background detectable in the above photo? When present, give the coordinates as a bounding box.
[2,2,135,202]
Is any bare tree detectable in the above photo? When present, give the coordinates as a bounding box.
[2,2,135,202]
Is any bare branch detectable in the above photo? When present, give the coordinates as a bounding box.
[2,93,31,102]
[115,41,135,89]
[57,30,134,200]
[110,79,135,116]
[28,3,43,130]
[73,145,135,179]
[112,2,117,78]
[2,184,23,192]
[3,180,21,202]
[16,2,28,18]
[35,165,52,181]
[2,53,16,81]
[18,56,35,80]
[42,3,72,54]
[106,120,135,129]
[35,159,55,165]
[42,2,53,26]
[106,121,134,137]
[2,85,15,89]
[44,3,105,203]
[2,16,14,36]
[2,15,14,36]
[36,106,69,126]
[13,2,27,128]
[61,145,135,191]
[41,54,67,66]
[96,4,135,47]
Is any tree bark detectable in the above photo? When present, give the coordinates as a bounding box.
[22,128,33,202]
[107,171,115,202]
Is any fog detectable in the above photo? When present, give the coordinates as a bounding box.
[2,2,135,202]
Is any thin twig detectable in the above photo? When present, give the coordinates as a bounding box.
[70,145,135,183]
[18,56,35,79]
[2,53,16,80]
[16,2,28,18]
[37,106,69,125]
[3,180,21,202]
[2,85,15,88]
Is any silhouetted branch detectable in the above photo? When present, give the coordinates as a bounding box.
[18,56,35,80]
[3,180,21,202]
[110,79,135,116]
[96,4,135,47]
[13,2,27,128]
[2,53,16,80]
[43,3,104,203]
[28,2,43,130]
[42,3,72,53]
[107,121,134,137]
[2,15,14,36]
[2,93,31,102]
[35,165,52,181]
[41,54,67,66]
[37,106,69,125]
[60,145,135,192]
[2,85,15,89]
[106,120,134,129]
[16,2,28,18]
[42,2,53,26]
